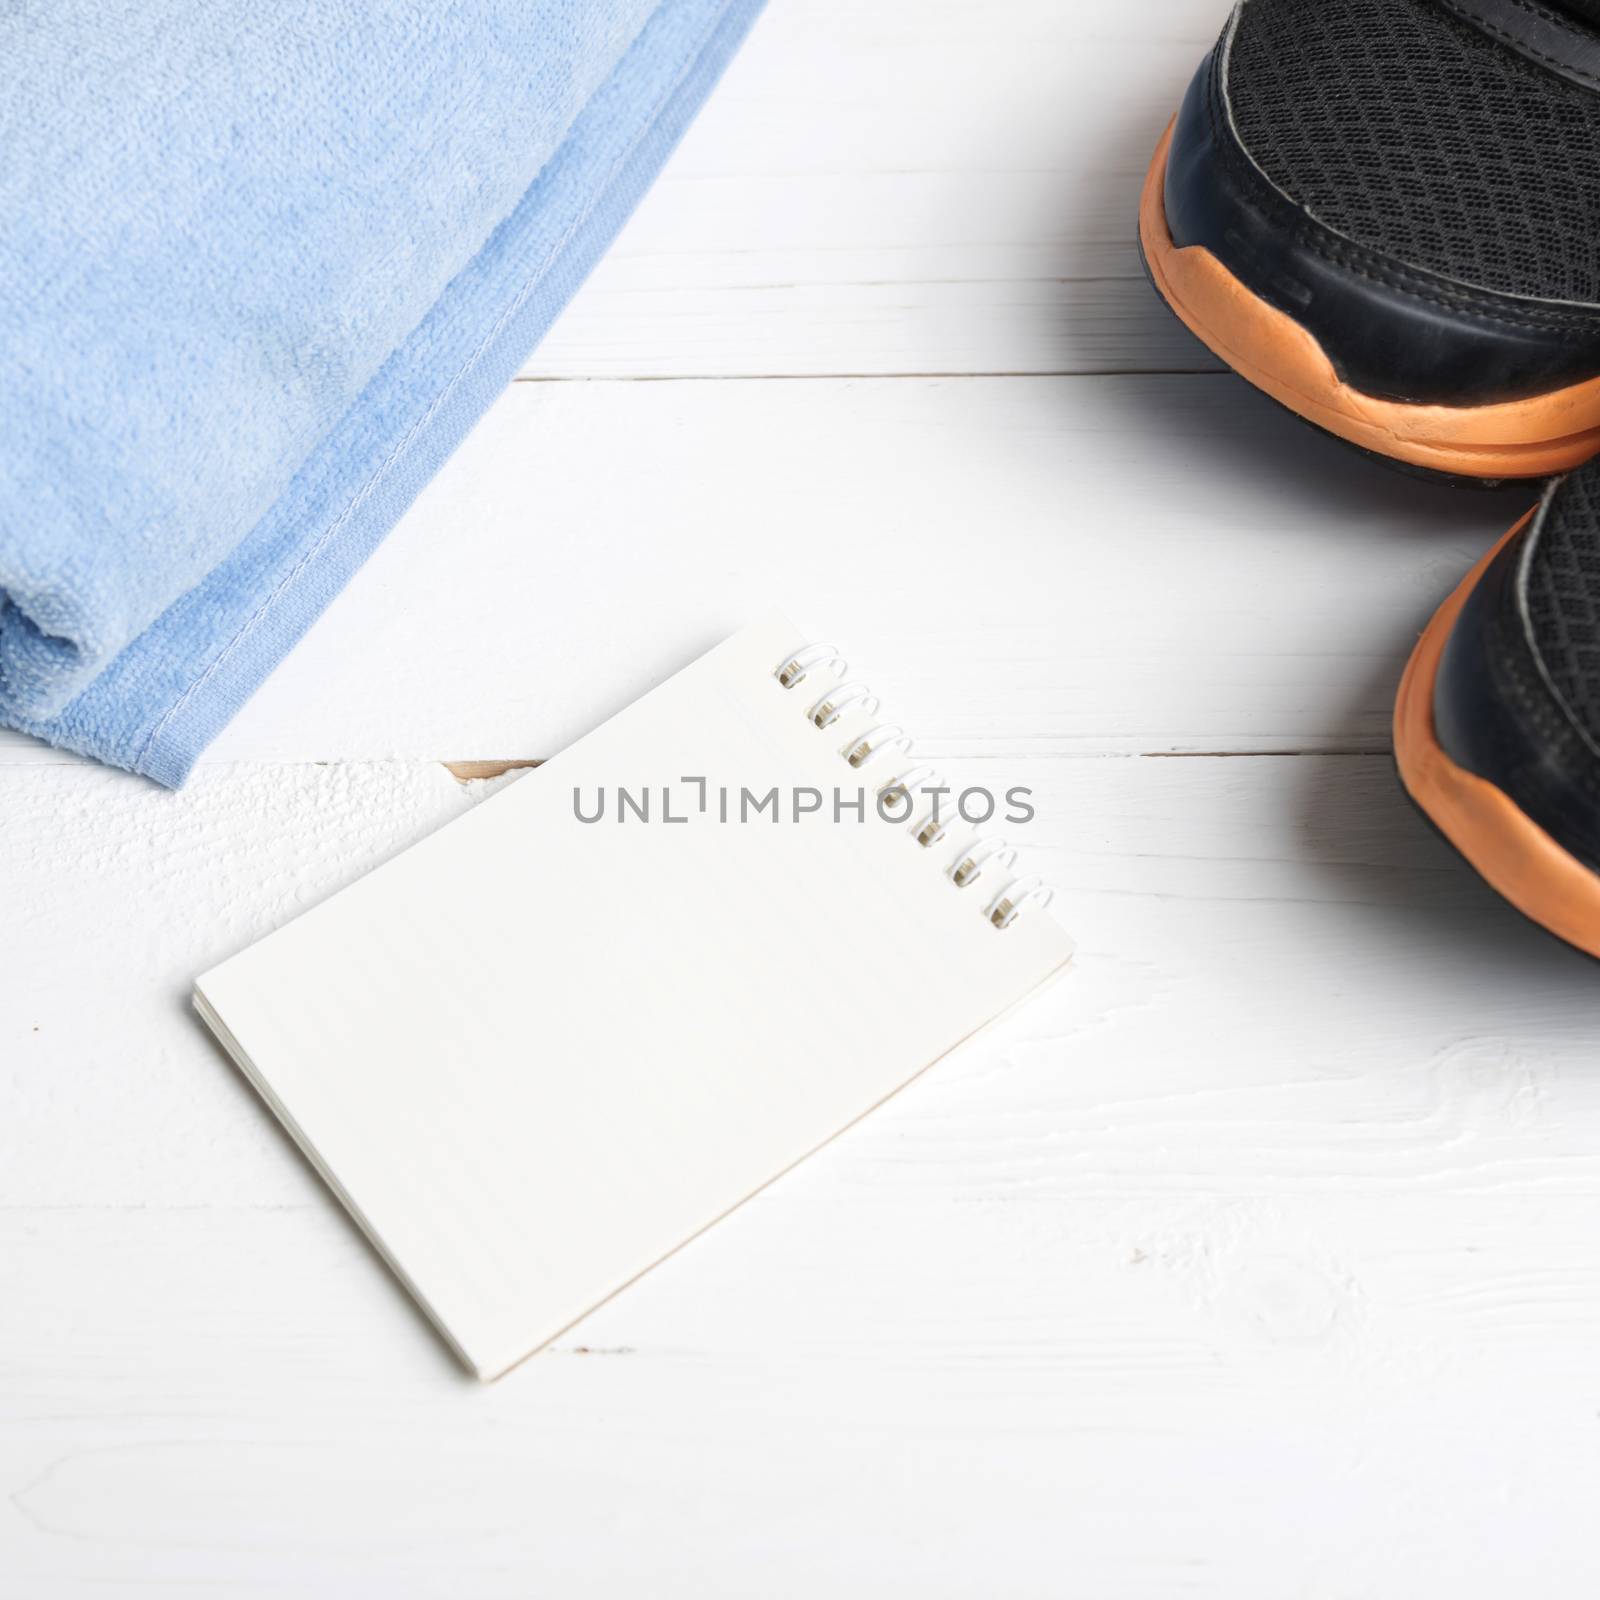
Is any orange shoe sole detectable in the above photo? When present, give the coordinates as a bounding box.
[1395,510,1600,958]
[1140,121,1600,481]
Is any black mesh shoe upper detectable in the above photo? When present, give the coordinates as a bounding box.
[1225,0,1600,305]
[1525,467,1600,744]
[1430,466,1600,874]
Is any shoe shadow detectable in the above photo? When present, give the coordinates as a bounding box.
[1287,657,1600,990]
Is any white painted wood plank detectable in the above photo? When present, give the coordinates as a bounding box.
[526,0,1230,377]
[6,1196,1600,1598]
[8,752,1600,1209]
[6,751,1600,1593]
[42,374,1513,768]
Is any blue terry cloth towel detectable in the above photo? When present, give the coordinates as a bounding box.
[0,0,763,785]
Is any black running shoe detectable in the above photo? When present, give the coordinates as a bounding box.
[1397,462,1600,955]
[1140,0,1600,481]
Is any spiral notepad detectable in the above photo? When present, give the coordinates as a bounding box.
[195,614,1073,1379]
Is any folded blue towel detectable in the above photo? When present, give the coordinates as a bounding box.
[0,0,762,785]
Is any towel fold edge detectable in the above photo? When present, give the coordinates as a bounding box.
[11,0,766,787]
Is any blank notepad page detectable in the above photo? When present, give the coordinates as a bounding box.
[196,615,1072,1379]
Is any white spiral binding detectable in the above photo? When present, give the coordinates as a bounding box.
[772,642,1057,932]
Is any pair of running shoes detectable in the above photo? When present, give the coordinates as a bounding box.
[1143,0,1600,958]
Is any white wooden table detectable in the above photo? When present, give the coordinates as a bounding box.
[7,4,1599,1593]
